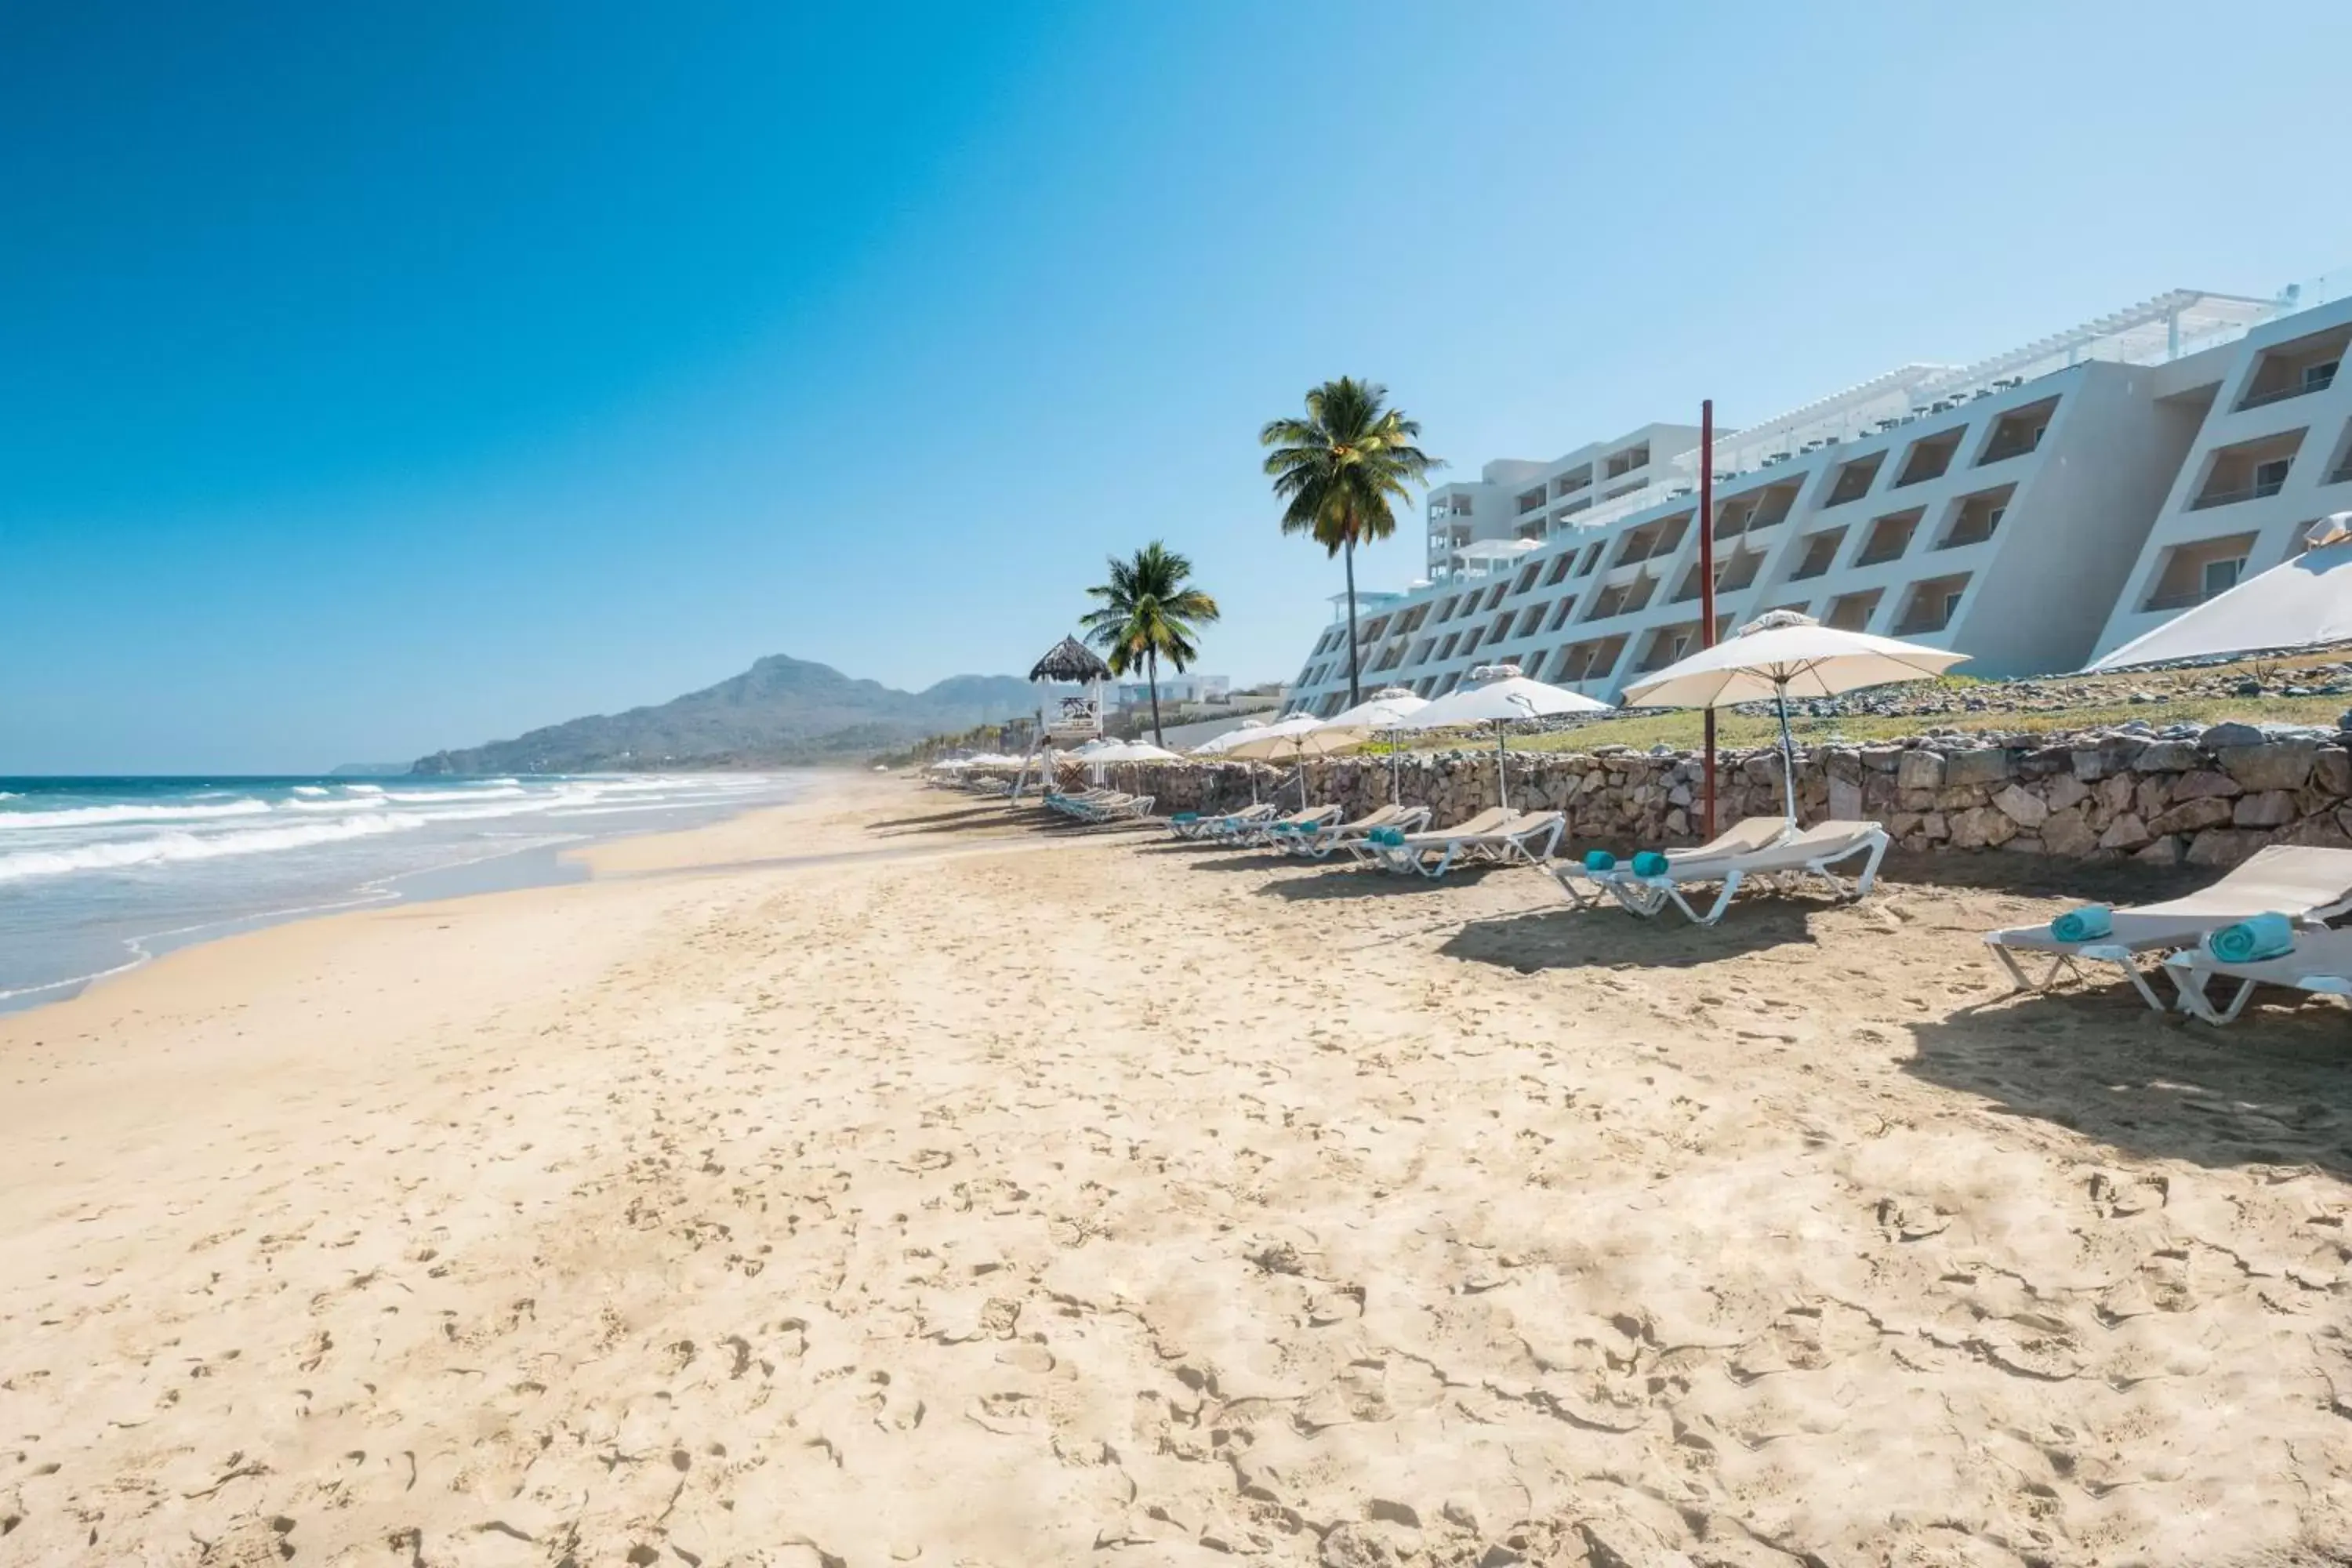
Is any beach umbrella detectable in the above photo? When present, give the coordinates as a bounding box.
[1191,716,1276,803]
[1403,664,1613,810]
[2089,513,2352,671]
[1621,609,1967,826]
[1324,686,1429,804]
[1222,715,1363,811]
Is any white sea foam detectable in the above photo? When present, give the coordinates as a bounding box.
[291,786,329,797]
[0,812,425,884]
[343,783,387,796]
[383,786,524,803]
[286,795,387,812]
[0,798,276,831]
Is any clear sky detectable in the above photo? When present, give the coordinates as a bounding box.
[6,2,2351,772]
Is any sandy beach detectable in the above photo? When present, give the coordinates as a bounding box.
[4,777,2349,1566]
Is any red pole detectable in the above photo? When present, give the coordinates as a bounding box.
[1699,399,1717,840]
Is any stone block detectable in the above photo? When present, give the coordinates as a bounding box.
[2150,796,2234,835]
[1936,785,1990,811]
[2170,770,2242,801]
[1992,783,2049,828]
[2280,814,2352,849]
[2134,740,2200,771]
[2233,789,2298,828]
[2198,720,2264,750]
[1889,811,1923,838]
[1829,777,1864,822]
[2134,779,2171,819]
[2313,746,2352,799]
[2216,740,2318,794]
[1919,811,1950,840]
[2097,812,2151,851]
[2041,805,2097,857]
[2098,772,2137,815]
[1949,805,2018,849]
[2042,775,2091,814]
[1860,746,1904,773]
[2187,828,2270,868]
[2018,746,2074,780]
[2134,835,2182,866]
[1896,750,1947,791]
[1944,749,2013,788]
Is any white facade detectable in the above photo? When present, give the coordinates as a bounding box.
[1287,274,2352,715]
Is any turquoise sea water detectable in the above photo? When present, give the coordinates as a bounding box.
[0,773,799,1009]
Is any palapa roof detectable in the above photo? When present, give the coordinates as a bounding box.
[1028,634,1112,684]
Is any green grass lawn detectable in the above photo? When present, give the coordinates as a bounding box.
[1390,693,2348,757]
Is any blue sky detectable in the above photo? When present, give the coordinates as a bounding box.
[5,2,2351,771]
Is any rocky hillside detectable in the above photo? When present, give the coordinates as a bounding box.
[412,655,1064,774]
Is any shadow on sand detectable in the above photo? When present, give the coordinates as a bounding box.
[1905,987,2352,1180]
[1439,898,1821,972]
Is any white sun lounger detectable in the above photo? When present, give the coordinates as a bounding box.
[1294,804,1433,859]
[1168,802,1277,840]
[1984,845,2352,1012]
[1607,818,1890,925]
[1367,808,1566,879]
[1548,815,1793,910]
[2164,927,2352,1024]
[1241,804,1345,848]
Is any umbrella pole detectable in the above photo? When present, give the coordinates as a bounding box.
[1775,682,1798,828]
[1496,722,1508,811]
[1389,731,1401,806]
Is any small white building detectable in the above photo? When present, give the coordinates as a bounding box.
[1286,270,2352,713]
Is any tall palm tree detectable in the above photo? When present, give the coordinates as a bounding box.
[1261,378,1442,706]
[1080,542,1221,746]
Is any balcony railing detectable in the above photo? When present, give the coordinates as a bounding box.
[2238,365,2337,409]
[2190,476,2288,510]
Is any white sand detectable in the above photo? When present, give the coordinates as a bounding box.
[2,779,2348,1566]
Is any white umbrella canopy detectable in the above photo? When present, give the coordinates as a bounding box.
[1222,716,1359,810]
[1621,610,1969,825]
[1088,740,1183,764]
[1403,664,1613,809]
[1323,688,1429,804]
[1189,717,1275,757]
[2089,514,2352,671]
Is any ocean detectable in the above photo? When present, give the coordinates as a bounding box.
[0,772,802,1010]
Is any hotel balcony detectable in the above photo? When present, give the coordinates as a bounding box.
[2141,531,2256,612]
[1976,397,2058,466]
[1936,484,2013,550]
[1893,572,1972,636]
[1893,428,1963,487]
[1853,507,1923,568]
[2190,430,2306,510]
[1820,452,1885,507]
[1823,588,1883,633]
[1788,526,1848,581]
[2234,324,2348,411]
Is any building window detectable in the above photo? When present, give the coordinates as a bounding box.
[2192,431,2307,509]
[1854,508,1924,567]
[1977,398,2059,466]
[1893,429,1964,487]
[1823,589,1882,633]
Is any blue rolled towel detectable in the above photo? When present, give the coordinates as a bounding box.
[1632,850,1670,878]
[1367,826,1406,848]
[2205,912,2295,964]
[1582,849,1617,873]
[2049,905,2113,943]
[1171,811,1199,824]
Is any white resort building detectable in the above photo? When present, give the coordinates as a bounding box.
[1286,270,2352,715]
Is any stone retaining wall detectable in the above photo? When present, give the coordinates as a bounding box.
[1120,725,2352,868]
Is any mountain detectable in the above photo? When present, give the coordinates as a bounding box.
[409,655,1062,775]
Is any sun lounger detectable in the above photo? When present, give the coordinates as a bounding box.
[1984,845,2352,1012]
[1047,789,1153,823]
[1550,816,1791,909]
[1167,802,1277,841]
[1242,804,1344,848]
[2164,926,2352,1023]
[1607,818,1890,925]
[1366,809,1566,879]
[1293,804,1433,859]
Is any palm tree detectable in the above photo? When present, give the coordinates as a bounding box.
[1080,542,1221,746]
[1261,378,1442,707]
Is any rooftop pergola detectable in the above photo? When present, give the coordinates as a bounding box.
[1027,634,1111,684]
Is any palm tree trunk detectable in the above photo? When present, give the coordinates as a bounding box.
[1147,648,1164,746]
[1343,534,1363,707]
